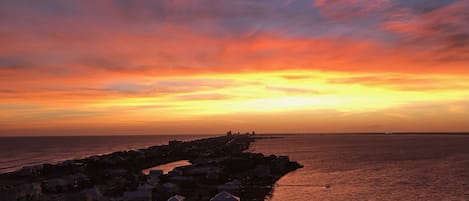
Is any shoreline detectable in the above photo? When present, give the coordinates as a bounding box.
[0,134,303,201]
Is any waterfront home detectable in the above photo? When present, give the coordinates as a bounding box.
[167,195,185,201]
[210,191,240,201]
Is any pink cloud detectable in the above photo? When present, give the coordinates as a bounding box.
[383,0,469,61]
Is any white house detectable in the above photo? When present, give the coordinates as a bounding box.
[210,191,240,201]
[167,195,185,201]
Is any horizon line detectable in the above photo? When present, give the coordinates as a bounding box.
[1,131,469,138]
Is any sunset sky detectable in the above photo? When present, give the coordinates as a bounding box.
[0,0,468,136]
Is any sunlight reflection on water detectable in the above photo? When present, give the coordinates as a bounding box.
[251,134,469,201]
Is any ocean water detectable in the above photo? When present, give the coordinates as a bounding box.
[249,134,469,201]
[0,135,209,173]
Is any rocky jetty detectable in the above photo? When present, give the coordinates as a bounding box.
[0,134,302,201]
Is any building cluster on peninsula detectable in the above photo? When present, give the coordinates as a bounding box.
[0,133,302,201]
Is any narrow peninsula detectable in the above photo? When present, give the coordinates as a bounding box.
[0,133,302,201]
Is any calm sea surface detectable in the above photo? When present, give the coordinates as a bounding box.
[1,134,469,200]
[250,134,469,201]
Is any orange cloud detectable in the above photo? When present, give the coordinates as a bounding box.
[328,74,469,91]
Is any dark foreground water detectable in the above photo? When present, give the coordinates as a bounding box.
[0,135,209,173]
[250,134,469,201]
[1,134,469,200]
